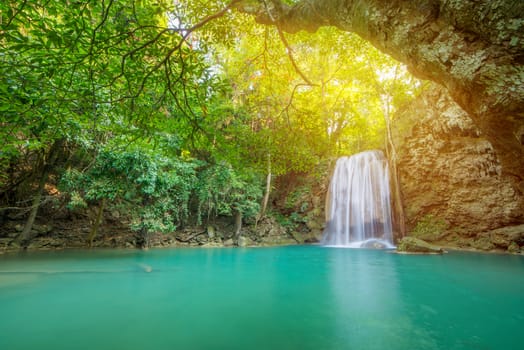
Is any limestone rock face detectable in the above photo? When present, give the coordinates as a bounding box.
[255,217,296,245]
[394,85,524,251]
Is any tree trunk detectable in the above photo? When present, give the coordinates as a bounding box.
[88,198,106,247]
[17,171,47,247]
[256,153,272,226]
[136,227,150,249]
[237,0,524,193]
[16,140,63,247]
[234,209,242,238]
[137,196,152,249]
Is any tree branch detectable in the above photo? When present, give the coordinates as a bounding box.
[2,0,29,29]
[276,26,314,85]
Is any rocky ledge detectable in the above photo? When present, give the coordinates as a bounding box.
[0,216,298,253]
[396,237,446,254]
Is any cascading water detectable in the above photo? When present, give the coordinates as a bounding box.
[321,150,394,248]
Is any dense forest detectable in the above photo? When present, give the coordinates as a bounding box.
[1,1,522,250]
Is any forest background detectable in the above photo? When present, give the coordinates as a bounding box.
[1,0,428,248]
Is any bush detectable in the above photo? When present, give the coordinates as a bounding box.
[60,148,198,233]
[195,161,262,224]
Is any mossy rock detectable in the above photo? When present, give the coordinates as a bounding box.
[410,214,448,242]
[471,236,495,251]
[397,237,445,254]
[507,242,520,254]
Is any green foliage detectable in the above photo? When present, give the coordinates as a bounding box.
[272,212,295,231]
[411,214,448,241]
[60,148,198,233]
[60,144,263,233]
[1,0,424,244]
[272,211,306,232]
[195,162,262,224]
[214,25,423,175]
[285,185,311,211]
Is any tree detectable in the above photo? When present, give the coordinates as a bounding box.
[236,0,524,194]
[195,161,262,236]
[60,145,199,248]
[0,0,250,246]
[216,24,411,172]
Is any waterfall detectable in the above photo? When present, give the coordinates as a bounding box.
[321,150,394,248]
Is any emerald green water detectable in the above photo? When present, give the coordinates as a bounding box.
[1,246,523,350]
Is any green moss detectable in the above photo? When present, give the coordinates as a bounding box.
[397,237,444,254]
[411,214,447,241]
[507,242,520,253]
[471,236,495,251]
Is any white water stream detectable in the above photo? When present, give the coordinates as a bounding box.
[321,151,394,248]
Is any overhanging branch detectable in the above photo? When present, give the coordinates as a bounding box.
[276,27,314,85]
[234,0,331,33]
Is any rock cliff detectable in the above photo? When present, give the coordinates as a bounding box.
[394,85,524,252]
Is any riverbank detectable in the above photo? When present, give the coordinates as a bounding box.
[0,215,317,253]
[2,224,522,256]
[2,207,523,254]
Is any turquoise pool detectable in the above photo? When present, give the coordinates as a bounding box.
[1,246,523,349]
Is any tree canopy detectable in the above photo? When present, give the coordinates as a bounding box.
[236,0,524,193]
[4,0,491,246]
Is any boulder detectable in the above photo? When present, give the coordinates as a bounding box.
[397,237,445,254]
[223,238,234,246]
[0,238,13,250]
[237,236,249,247]
[489,224,524,249]
[507,242,520,254]
[206,225,215,239]
[259,237,297,246]
[201,242,223,248]
[361,239,389,249]
[33,224,53,235]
